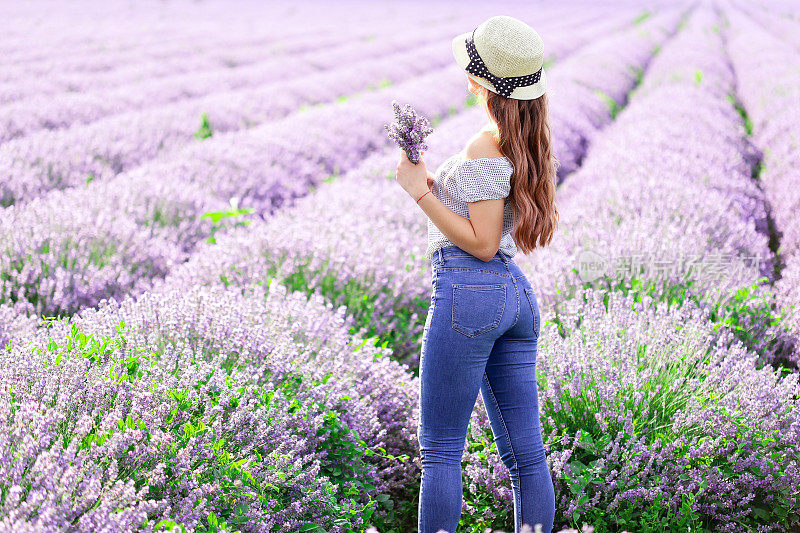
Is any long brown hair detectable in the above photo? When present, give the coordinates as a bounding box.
[478,84,559,253]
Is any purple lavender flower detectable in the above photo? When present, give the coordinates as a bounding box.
[384,100,433,164]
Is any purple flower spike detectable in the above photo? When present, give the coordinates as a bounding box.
[384,99,433,164]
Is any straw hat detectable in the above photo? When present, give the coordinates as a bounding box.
[451,15,547,100]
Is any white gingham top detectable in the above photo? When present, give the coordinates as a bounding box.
[425,152,517,260]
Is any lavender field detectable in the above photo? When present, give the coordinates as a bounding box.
[2,0,799,531]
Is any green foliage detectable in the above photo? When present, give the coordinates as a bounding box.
[259,257,429,367]
[459,424,513,531]
[629,65,644,87]
[707,277,796,370]
[36,319,139,374]
[537,302,798,531]
[559,405,800,530]
[572,490,707,533]
[634,10,651,25]
[148,202,185,228]
[23,322,412,532]
[594,90,622,119]
[194,113,213,140]
[554,269,795,369]
[726,93,753,135]
[314,408,403,531]
[366,78,392,91]
[201,197,255,244]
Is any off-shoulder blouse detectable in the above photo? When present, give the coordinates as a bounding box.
[425,152,517,260]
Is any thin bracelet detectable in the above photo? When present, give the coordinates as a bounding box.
[417,190,432,204]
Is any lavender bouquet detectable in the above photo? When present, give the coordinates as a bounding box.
[384,100,433,164]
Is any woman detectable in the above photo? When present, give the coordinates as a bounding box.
[395,15,559,533]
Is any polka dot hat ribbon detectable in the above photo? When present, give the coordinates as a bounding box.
[465,28,542,98]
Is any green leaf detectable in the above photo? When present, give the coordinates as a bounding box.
[194,113,213,140]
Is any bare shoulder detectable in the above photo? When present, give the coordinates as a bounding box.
[464,129,504,160]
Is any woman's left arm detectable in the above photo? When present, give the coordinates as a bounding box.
[396,150,503,262]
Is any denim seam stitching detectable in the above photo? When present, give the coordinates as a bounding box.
[439,267,512,278]
[524,288,540,339]
[483,372,521,526]
[507,267,520,329]
[451,284,506,337]
[442,253,504,262]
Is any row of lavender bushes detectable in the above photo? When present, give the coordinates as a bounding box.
[736,2,800,51]
[0,8,649,326]
[150,6,792,527]
[0,57,475,323]
[519,5,796,370]
[0,6,638,204]
[431,8,799,530]
[0,0,640,84]
[0,2,361,72]
[0,1,584,89]
[154,7,682,369]
[5,3,800,533]
[2,281,423,531]
[152,6,800,530]
[0,12,460,107]
[138,11,682,528]
[506,7,799,530]
[0,5,621,347]
[0,18,472,145]
[422,6,800,530]
[3,2,626,108]
[1,6,688,528]
[723,8,800,369]
[0,19,467,204]
[0,3,514,531]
